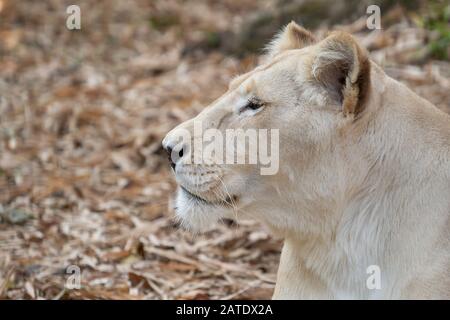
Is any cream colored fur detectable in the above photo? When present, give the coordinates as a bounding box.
[163,22,450,299]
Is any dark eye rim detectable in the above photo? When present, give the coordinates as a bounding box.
[242,98,264,112]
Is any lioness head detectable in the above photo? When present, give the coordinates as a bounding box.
[162,22,371,233]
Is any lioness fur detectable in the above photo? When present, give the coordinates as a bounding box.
[163,22,450,299]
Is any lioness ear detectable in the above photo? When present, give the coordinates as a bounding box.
[266,21,315,58]
[312,32,370,116]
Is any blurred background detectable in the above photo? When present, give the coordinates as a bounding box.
[0,0,449,299]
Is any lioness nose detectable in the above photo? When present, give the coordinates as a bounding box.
[162,141,185,170]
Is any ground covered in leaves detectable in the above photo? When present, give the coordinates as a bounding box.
[0,0,449,299]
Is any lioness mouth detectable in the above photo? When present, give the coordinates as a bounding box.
[180,186,236,207]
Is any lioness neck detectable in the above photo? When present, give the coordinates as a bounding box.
[274,64,450,299]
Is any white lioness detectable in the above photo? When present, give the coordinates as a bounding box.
[163,22,450,299]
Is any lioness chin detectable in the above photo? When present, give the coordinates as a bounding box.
[162,22,450,299]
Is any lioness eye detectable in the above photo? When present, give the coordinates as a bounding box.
[242,99,264,112]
